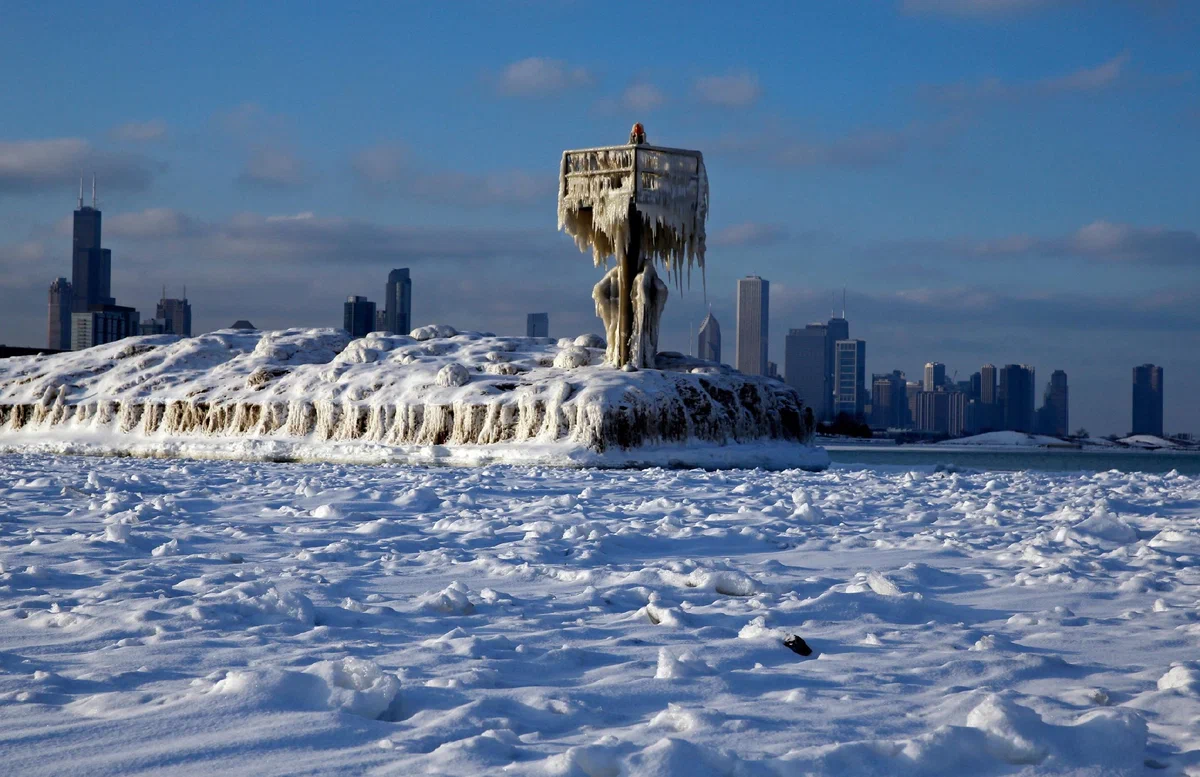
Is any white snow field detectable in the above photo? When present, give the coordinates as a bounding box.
[0,328,825,471]
[2,454,1199,775]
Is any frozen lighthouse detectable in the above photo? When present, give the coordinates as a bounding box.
[557,124,708,369]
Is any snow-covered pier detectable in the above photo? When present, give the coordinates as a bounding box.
[0,327,826,469]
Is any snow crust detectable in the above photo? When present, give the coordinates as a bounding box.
[0,328,822,469]
[0,455,1196,774]
[942,431,1072,448]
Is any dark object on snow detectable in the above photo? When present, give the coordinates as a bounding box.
[783,634,813,656]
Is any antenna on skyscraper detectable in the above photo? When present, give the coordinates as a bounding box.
[91,174,97,208]
[842,286,846,319]
[78,176,84,209]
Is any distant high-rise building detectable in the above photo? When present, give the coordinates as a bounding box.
[1132,364,1164,437]
[923,362,946,392]
[47,277,72,350]
[375,309,388,332]
[913,389,966,436]
[767,361,779,379]
[833,339,866,419]
[527,312,549,338]
[906,380,922,428]
[980,364,997,405]
[871,371,908,429]
[71,304,139,350]
[344,295,376,338]
[968,371,983,403]
[1035,370,1069,437]
[139,318,166,336]
[735,276,769,376]
[697,310,721,363]
[785,325,831,421]
[156,294,192,337]
[999,364,1036,433]
[70,176,114,314]
[385,269,412,335]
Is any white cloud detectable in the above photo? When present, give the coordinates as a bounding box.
[623,82,665,112]
[350,142,551,207]
[496,57,594,97]
[111,119,168,143]
[238,147,308,189]
[711,222,787,247]
[693,71,761,107]
[0,138,162,194]
[923,52,1131,101]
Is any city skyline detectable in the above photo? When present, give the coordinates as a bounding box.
[1,3,1197,435]
[22,184,1178,437]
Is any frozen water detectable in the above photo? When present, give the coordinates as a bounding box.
[0,454,1197,774]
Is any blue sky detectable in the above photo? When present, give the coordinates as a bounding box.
[1,0,1198,435]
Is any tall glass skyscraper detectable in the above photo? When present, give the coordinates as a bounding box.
[47,277,72,350]
[735,276,769,376]
[1132,364,1164,437]
[70,178,113,314]
[999,364,1036,433]
[344,296,377,338]
[385,268,412,335]
[834,339,867,419]
[697,311,721,363]
[785,324,830,421]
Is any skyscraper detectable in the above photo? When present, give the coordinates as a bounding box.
[156,294,192,337]
[999,364,1036,433]
[47,277,72,350]
[70,176,113,314]
[1035,370,1069,437]
[923,362,946,392]
[913,389,966,436]
[834,339,866,419]
[344,296,377,338]
[785,324,831,421]
[527,312,549,338]
[735,276,769,376]
[968,371,983,403]
[385,269,412,335]
[980,364,997,405]
[1132,364,1164,437]
[870,371,908,429]
[697,310,721,363]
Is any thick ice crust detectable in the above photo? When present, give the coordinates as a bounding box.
[0,328,822,469]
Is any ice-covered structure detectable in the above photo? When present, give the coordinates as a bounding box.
[0,328,827,470]
[558,129,707,369]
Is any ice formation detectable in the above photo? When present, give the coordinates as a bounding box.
[0,328,823,469]
[557,145,708,276]
[558,140,708,369]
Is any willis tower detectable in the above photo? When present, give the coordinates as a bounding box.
[71,175,113,313]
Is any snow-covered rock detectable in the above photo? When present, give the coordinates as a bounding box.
[0,328,825,470]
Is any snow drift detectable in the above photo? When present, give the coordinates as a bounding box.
[0,327,825,469]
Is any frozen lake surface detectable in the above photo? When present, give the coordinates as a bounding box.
[1,453,1198,775]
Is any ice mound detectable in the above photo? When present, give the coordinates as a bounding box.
[203,657,400,719]
[0,327,826,470]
